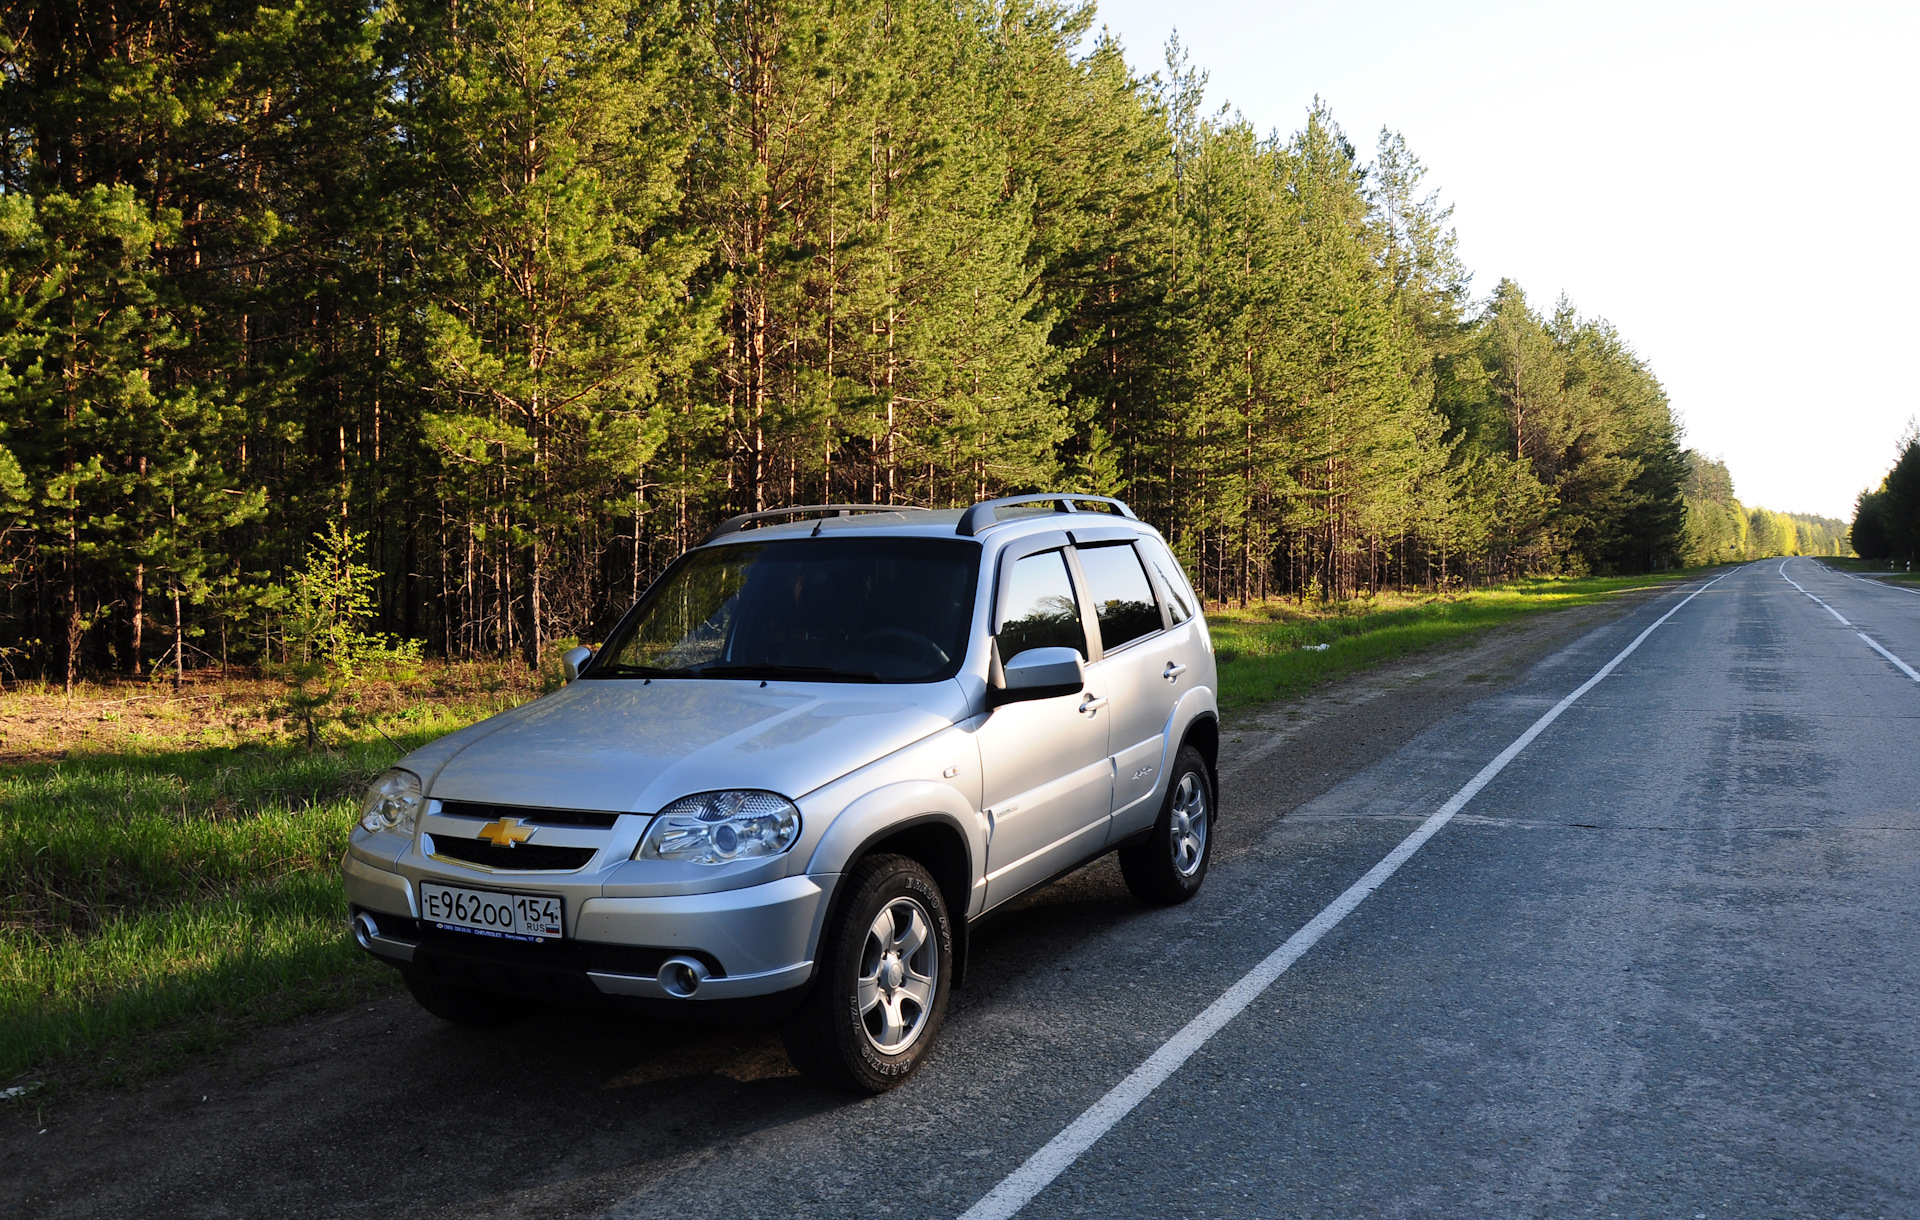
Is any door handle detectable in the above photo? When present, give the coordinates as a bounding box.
[1163,662,1188,681]
[1078,693,1109,716]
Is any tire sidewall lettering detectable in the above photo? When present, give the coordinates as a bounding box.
[843,869,951,1078]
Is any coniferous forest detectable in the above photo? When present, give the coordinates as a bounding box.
[1,0,1763,684]
[1850,425,1920,565]
[1682,454,1851,566]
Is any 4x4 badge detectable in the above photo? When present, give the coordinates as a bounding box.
[477,817,533,848]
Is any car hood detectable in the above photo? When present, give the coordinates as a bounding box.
[419,678,972,813]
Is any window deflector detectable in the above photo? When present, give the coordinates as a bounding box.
[1064,524,1142,546]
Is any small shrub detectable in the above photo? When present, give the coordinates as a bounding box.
[265,522,425,747]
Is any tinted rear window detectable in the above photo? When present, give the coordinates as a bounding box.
[1076,543,1162,651]
[1142,541,1194,623]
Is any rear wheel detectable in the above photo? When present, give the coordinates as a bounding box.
[403,971,537,1027]
[782,854,952,1094]
[1119,744,1213,904]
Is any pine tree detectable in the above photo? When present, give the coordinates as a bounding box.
[401,0,717,663]
[0,185,260,687]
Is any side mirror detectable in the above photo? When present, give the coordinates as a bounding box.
[561,645,595,683]
[989,646,1084,707]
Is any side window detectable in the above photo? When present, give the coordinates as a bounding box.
[1143,541,1194,623]
[998,550,1087,659]
[1076,543,1162,651]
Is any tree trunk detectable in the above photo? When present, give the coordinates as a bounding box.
[130,562,144,676]
[526,530,543,669]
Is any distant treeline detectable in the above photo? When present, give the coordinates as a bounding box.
[1851,426,1920,563]
[1681,456,1850,563]
[3,0,1702,683]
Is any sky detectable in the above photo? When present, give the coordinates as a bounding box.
[1082,0,1919,520]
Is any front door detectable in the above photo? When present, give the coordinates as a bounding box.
[978,548,1111,907]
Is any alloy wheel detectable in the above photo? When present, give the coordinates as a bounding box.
[857,896,938,1054]
[1169,771,1209,876]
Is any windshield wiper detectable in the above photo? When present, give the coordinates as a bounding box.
[586,663,696,679]
[693,664,880,683]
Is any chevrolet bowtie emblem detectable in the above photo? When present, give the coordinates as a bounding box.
[477,817,534,848]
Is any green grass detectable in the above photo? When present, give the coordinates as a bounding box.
[1208,570,1707,713]
[0,704,495,1088]
[1816,556,1920,586]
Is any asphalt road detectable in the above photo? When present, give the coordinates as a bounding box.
[7,559,1918,1218]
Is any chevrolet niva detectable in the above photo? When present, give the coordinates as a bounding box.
[344,493,1219,1092]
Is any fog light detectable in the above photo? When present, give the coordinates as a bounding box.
[658,956,709,998]
[351,911,380,950]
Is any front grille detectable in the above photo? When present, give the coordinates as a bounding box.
[426,835,597,871]
[437,800,621,829]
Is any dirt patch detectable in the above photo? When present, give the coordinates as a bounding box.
[0,662,546,765]
[0,589,1658,1219]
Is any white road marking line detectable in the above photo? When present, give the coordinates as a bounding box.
[954,569,1737,1220]
[1859,633,1920,682]
[1779,561,1920,682]
[1780,560,1852,624]
[1819,563,1920,597]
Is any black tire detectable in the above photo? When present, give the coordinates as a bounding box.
[782,854,953,1094]
[403,971,538,1028]
[1119,744,1214,904]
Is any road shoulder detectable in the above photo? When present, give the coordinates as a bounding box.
[0,585,1665,1220]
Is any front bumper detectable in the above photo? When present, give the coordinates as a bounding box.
[344,853,834,1010]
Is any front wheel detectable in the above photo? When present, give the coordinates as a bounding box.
[1119,744,1214,904]
[782,854,953,1094]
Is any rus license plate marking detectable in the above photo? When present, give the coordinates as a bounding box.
[419,882,563,941]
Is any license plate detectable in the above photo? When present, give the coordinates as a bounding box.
[419,882,563,942]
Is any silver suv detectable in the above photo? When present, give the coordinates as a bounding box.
[343,494,1219,1092]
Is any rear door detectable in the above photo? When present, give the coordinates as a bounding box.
[977,547,1112,907]
[1110,537,1207,838]
[1072,539,1181,834]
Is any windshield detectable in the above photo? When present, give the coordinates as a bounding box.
[591,536,981,683]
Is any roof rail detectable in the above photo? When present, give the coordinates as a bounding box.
[701,503,929,545]
[955,493,1138,537]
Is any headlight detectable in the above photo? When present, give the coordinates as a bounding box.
[358,768,423,835]
[636,791,801,865]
